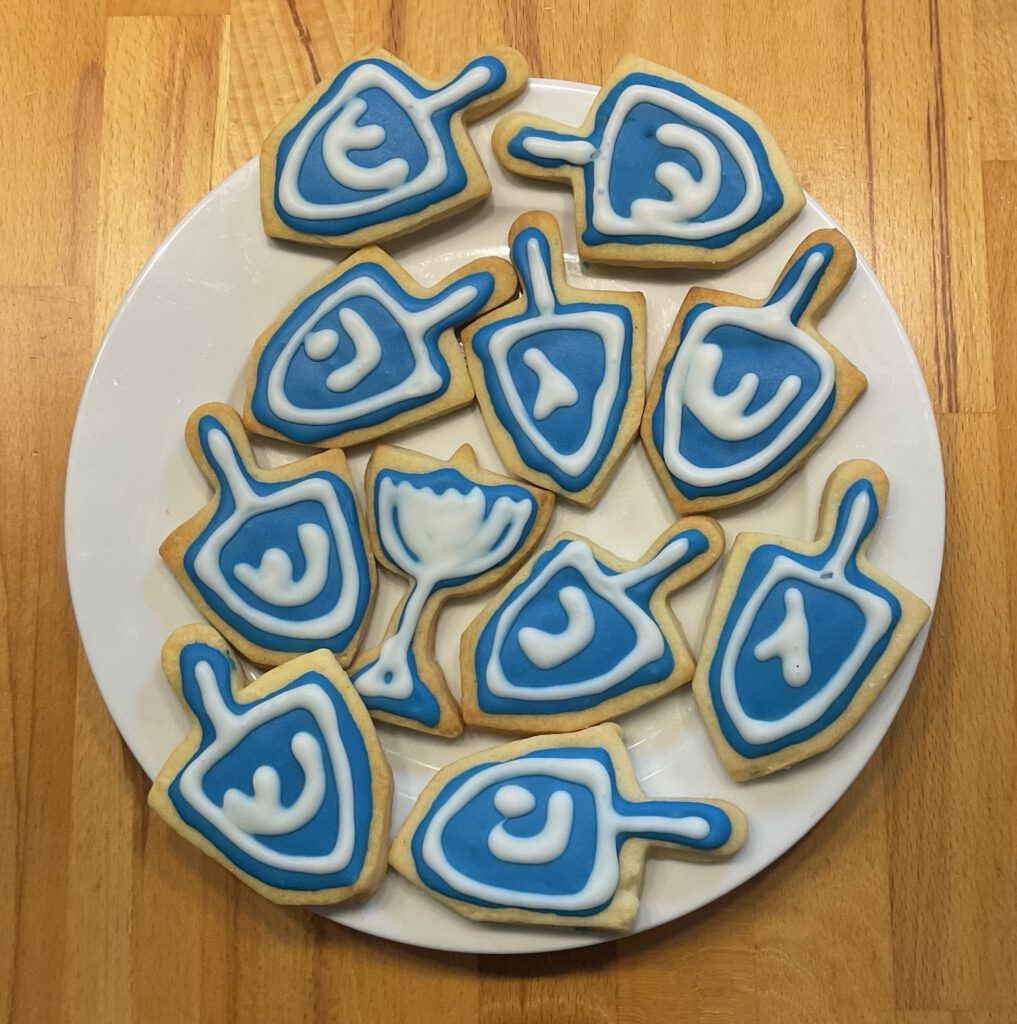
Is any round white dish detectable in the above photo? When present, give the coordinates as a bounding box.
[65,79,944,954]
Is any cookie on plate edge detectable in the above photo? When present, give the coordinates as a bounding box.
[160,403,376,668]
[149,624,392,905]
[390,723,747,930]
[262,46,529,247]
[693,460,931,780]
[493,53,804,268]
[641,228,866,515]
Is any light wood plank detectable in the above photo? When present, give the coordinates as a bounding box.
[884,412,1017,1013]
[93,15,231,345]
[615,896,759,1024]
[110,0,230,15]
[479,943,617,1024]
[0,2,104,287]
[0,285,96,1024]
[973,0,1017,160]
[865,0,992,413]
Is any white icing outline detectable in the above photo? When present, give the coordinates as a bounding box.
[484,536,691,701]
[355,476,534,701]
[264,274,480,429]
[520,82,764,241]
[484,236,625,480]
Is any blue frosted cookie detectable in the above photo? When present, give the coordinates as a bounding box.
[389,723,746,929]
[262,46,528,247]
[244,247,515,449]
[641,229,866,514]
[149,624,391,904]
[462,212,646,506]
[693,460,931,779]
[461,519,723,732]
[160,403,375,667]
[494,54,803,268]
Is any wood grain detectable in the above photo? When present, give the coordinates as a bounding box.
[1,1,1014,1021]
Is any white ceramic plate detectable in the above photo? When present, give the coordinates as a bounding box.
[65,79,944,954]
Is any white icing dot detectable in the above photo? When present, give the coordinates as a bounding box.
[304,328,341,361]
[493,784,536,818]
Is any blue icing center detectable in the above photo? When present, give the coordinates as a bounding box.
[505,326,606,458]
[167,643,374,892]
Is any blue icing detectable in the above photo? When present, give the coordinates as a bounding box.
[352,642,441,728]
[473,529,710,716]
[273,55,507,236]
[506,71,787,250]
[707,478,903,759]
[352,463,539,729]
[250,261,498,445]
[649,242,839,499]
[167,642,374,892]
[182,413,373,654]
[410,746,733,915]
[469,225,634,492]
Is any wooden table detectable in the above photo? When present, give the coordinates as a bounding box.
[3,1,1015,1020]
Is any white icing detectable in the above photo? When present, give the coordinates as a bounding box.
[485,237,625,479]
[488,789,574,864]
[753,586,811,686]
[517,585,595,669]
[277,62,492,221]
[320,97,410,192]
[519,83,764,241]
[233,523,331,607]
[221,732,326,835]
[193,428,361,639]
[420,756,713,912]
[661,251,835,488]
[492,783,534,817]
[179,660,355,873]
[718,488,894,744]
[324,308,382,392]
[265,276,479,428]
[523,348,579,419]
[304,328,340,360]
[520,136,596,164]
[354,477,534,700]
[486,536,691,700]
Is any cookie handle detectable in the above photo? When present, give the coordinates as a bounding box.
[614,797,738,853]
[505,125,596,169]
